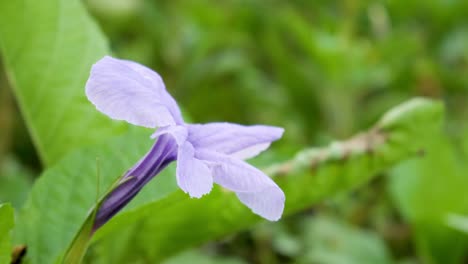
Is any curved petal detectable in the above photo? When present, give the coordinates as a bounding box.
[177,141,213,198]
[123,59,184,124]
[188,123,284,159]
[236,186,285,221]
[196,150,284,220]
[197,150,276,192]
[85,56,183,128]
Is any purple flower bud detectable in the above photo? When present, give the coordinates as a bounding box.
[93,134,177,230]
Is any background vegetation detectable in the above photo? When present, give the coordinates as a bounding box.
[1,0,468,263]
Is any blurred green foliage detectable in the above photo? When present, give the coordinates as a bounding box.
[390,137,468,263]
[1,0,468,263]
[0,203,14,264]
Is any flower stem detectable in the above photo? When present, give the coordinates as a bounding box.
[61,207,96,264]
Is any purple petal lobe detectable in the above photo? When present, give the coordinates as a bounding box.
[197,150,276,192]
[188,123,284,159]
[196,150,285,220]
[177,142,213,198]
[85,56,183,128]
[230,143,272,160]
[236,186,285,221]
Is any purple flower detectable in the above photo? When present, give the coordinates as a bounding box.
[86,56,285,230]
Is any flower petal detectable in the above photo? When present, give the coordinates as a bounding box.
[85,56,183,128]
[196,150,276,192]
[236,186,285,221]
[188,123,284,159]
[196,150,285,220]
[177,141,213,198]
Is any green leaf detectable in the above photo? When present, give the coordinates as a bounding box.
[0,158,33,210]
[162,250,247,264]
[89,98,443,263]
[13,129,177,264]
[389,137,468,264]
[14,97,443,264]
[0,203,14,264]
[299,216,392,264]
[0,0,126,166]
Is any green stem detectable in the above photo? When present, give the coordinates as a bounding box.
[62,207,97,264]
[61,174,135,263]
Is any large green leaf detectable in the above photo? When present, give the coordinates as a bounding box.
[389,137,468,264]
[0,203,14,264]
[13,129,178,264]
[14,98,443,264]
[0,0,126,166]
[89,98,443,263]
[0,158,33,210]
